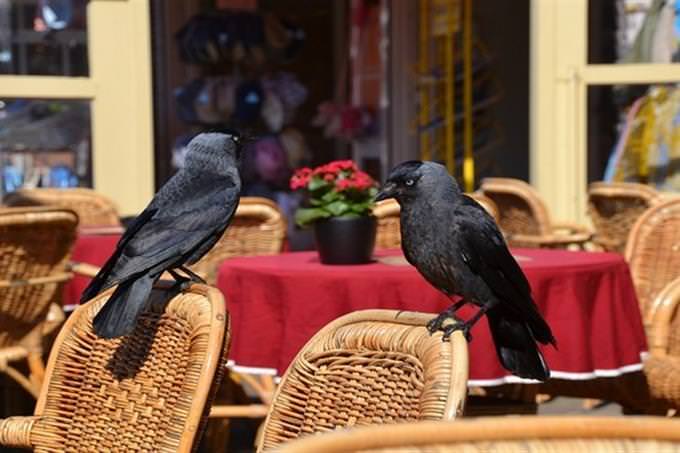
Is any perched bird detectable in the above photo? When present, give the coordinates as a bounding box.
[375,161,556,381]
[81,132,242,338]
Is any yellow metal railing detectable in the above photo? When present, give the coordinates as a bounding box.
[418,0,474,191]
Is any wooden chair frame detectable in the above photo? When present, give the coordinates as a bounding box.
[276,416,680,452]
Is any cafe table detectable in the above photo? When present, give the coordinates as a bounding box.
[64,233,651,409]
[217,248,648,396]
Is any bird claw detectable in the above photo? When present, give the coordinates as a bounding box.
[427,310,462,335]
[442,322,473,342]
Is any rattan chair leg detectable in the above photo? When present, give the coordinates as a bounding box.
[26,352,46,390]
[2,366,39,398]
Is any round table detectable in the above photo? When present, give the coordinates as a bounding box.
[217,248,647,386]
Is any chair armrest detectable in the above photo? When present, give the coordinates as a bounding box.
[67,262,101,278]
[0,416,38,448]
[646,276,680,356]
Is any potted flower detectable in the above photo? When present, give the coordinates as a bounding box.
[290,160,378,264]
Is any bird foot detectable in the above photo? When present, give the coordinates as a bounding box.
[427,309,462,335]
[179,266,206,284]
[441,321,473,342]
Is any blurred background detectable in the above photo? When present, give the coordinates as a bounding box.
[1,0,679,222]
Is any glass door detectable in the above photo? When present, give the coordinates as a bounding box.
[0,0,154,215]
[531,0,680,223]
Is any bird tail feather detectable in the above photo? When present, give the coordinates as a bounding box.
[92,273,156,339]
[487,308,550,381]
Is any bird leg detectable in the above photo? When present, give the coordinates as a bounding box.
[441,304,490,342]
[178,266,206,284]
[168,269,192,291]
[426,300,467,334]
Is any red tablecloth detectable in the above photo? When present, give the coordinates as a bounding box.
[63,233,121,309]
[217,249,648,386]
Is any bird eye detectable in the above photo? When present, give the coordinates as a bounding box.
[405,178,415,187]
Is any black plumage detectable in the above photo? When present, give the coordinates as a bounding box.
[81,132,242,338]
[375,161,556,381]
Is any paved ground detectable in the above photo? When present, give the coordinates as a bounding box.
[538,397,622,416]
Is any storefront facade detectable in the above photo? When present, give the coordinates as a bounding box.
[2,0,678,221]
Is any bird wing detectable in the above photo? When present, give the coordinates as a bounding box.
[454,197,555,346]
[81,174,239,301]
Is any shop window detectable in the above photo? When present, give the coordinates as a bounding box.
[589,0,680,64]
[588,83,680,191]
[0,0,89,76]
[0,98,91,195]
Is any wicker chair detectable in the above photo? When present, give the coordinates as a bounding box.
[587,181,660,253]
[373,199,401,249]
[4,188,122,229]
[0,282,230,451]
[257,309,469,452]
[373,193,499,250]
[189,196,286,284]
[276,416,680,452]
[467,191,500,222]
[480,177,591,248]
[0,207,78,398]
[623,198,680,411]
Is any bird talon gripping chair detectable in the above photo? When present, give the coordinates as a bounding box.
[257,310,469,452]
[0,282,230,451]
[481,177,591,249]
[0,207,78,399]
[587,181,661,253]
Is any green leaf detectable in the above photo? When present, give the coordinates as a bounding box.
[349,201,373,215]
[326,200,351,216]
[295,207,331,227]
[308,177,327,191]
[321,190,341,203]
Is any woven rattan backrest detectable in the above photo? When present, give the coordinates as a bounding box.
[0,207,77,349]
[481,178,551,236]
[31,283,229,452]
[626,198,680,320]
[190,197,286,284]
[467,192,500,222]
[258,310,469,452]
[373,199,401,249]
[4,188,121,228]
[588,182,660,253]
[277,417,680,452]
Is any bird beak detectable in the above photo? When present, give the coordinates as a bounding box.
[375,182,397,202]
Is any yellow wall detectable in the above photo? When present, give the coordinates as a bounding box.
[0,0,154,216]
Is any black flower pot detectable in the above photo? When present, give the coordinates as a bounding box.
[314,215,377,264]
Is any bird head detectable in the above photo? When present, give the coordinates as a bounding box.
[184,131,245,169]
[375,160,461,205]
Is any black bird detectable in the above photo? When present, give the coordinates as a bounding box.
[375,161,556,381]
[81,132,242,338]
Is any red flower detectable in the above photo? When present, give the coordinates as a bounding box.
[289,167,312,190]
